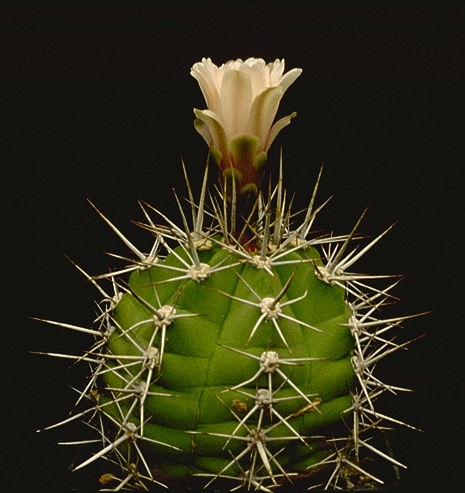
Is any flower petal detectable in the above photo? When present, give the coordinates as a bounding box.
[193,116,211,146]
[278,67,303,93]
[220,69,253,140]
[193,109,229,166]
[268,59,285,85]
[190,59,222,116]
[242,58,267,97]
[248,86,284,148]
[264,111,297,151]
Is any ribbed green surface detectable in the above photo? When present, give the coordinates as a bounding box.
[105,242,354,478]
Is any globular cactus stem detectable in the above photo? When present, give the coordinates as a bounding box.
[35,58,425,492]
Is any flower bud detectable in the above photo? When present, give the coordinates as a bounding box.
[191,57,301,194]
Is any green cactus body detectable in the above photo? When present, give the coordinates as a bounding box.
[103,240,354,480]
[36,170,421,490]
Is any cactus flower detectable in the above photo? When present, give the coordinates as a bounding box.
[191,57,302,193]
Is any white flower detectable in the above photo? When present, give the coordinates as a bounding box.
[191,57,302,192]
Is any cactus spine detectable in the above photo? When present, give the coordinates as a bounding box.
[36,58,422,491]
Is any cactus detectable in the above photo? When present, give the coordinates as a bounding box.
[36,58,423,491]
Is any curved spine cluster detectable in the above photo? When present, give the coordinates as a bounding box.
[35,162,423,491]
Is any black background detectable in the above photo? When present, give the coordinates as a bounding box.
[2,2,463,492]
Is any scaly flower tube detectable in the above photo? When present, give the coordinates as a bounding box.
[191,57,302,194]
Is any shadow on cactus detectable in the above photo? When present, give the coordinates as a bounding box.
[35,58,425,491]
